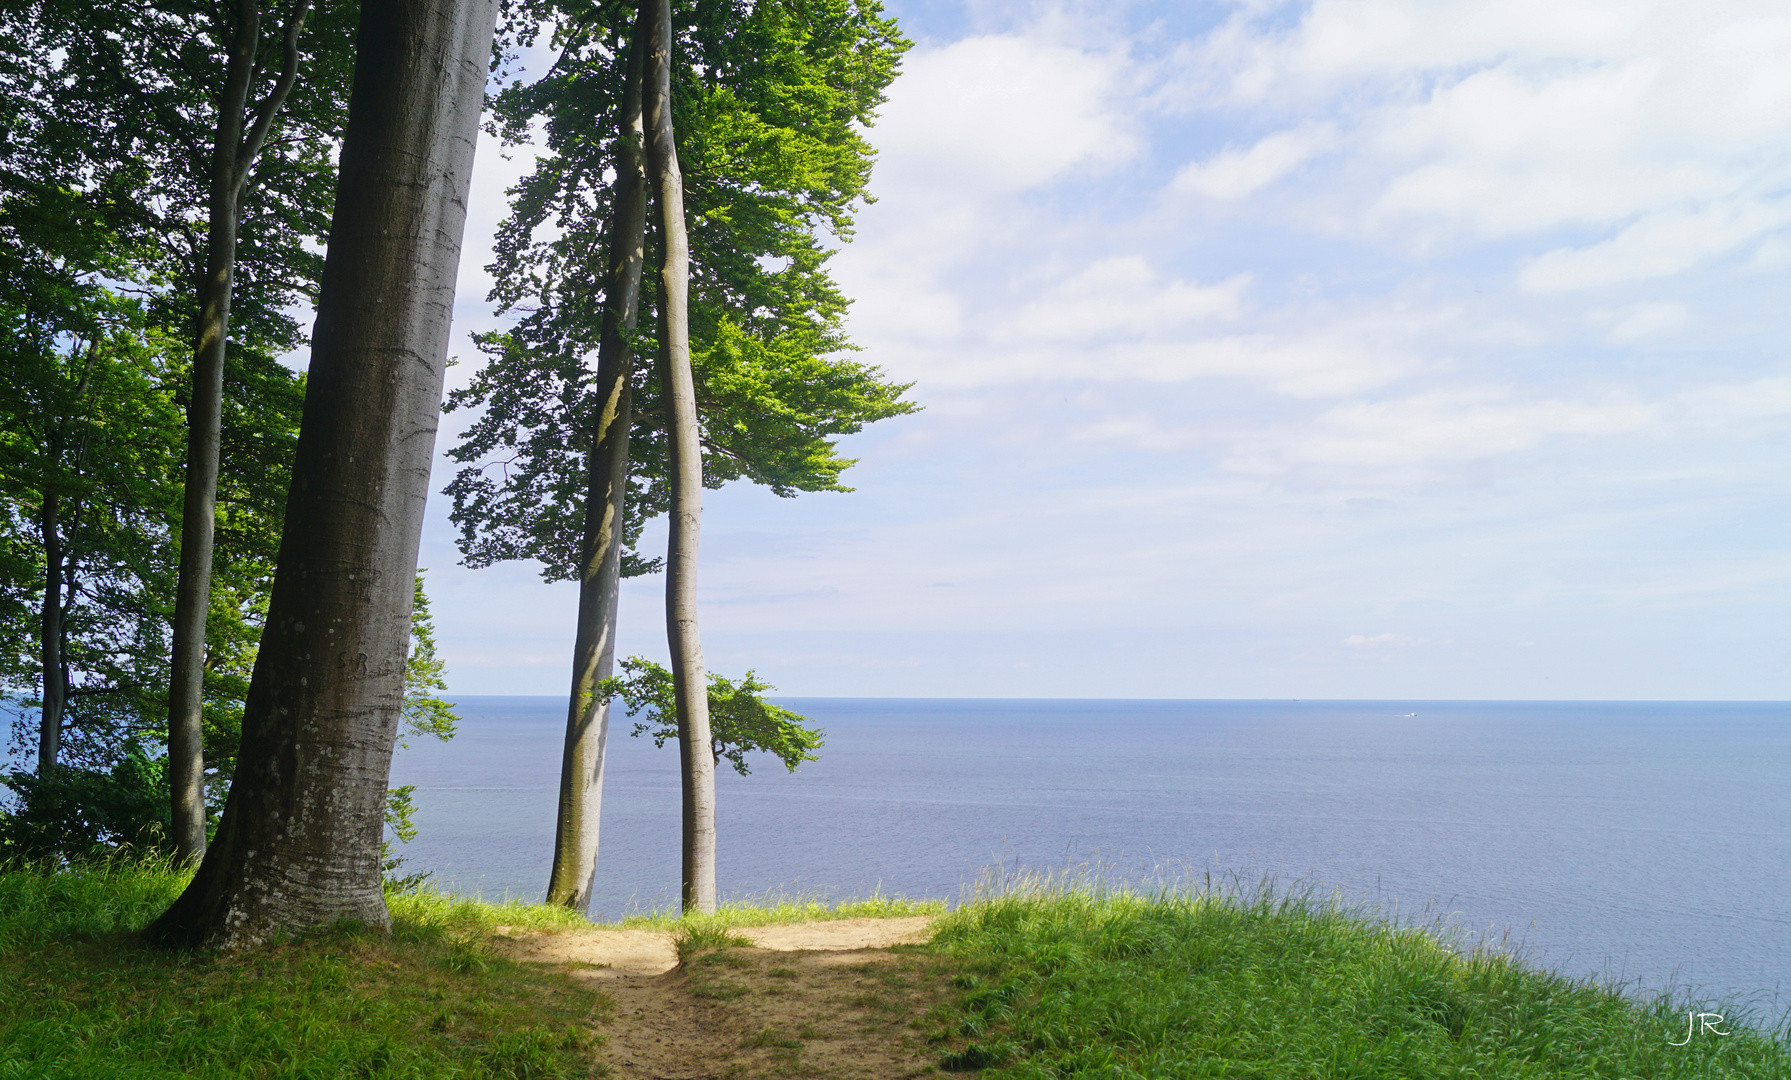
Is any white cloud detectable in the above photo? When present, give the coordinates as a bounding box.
[1370,60,1694,236]
[998,258,1247,342]
[1602,302,1689,342]
[868,288,1424,395]
[1755,235,1791,270]
[1676,376,1791,438]
[1067,368,1791,491]
[1344,632,1421,648]
[1221,389,1659,477]
[835,30,1150,374]
[1211,1,1777,101]
[1518,199,1791,291]
[1134,334,1413,397]
[1071,415,1201,451]
[1174,123,1339,200]
[1172,1,1791,282]
[871,34,1139,194]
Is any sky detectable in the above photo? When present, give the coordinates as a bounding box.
[413,0,1791,699]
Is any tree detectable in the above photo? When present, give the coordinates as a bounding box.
[535,0,651,911]
[596,653,822,903]
[0,0,354,348]
[642,0,716,913]
[0,175,305,842]
[187,352,308,816]
[0,571,456,864]
[0,0,356,860]
[448,0,911,912]
[147,0,497,948]
[397,573,460,747]
[168,0,319,866]
[0,290,302,862]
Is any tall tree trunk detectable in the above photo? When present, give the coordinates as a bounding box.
[147,0,495,950]
[168,0,313,866]
[544,3,652,912]
[36,480,64,775]
[643,0,715,915]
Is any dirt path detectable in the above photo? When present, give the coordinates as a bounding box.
[497,918,954,1079]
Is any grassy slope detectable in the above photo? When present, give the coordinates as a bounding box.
[0,860,605,1080]
[925,885,1788,1079]
[4,861,1786,1079]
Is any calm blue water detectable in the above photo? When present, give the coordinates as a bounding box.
[398,698,1790,1010]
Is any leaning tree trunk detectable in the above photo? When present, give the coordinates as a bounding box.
[545,2,652,912]
[168,0,313,867]
[643,0,716,915]
[147,0,495,950]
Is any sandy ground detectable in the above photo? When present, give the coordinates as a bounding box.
[498,917,935,978]
[496,917,953,1079]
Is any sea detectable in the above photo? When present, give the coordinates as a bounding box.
[391,697,1791,1015]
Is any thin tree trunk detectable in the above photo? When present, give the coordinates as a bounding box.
[643,0,715,915]
[147,0,494,950]
[544,3,652,912]
[36,479,64,775]
[168,0,313,866]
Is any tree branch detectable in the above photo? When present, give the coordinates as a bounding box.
[64,686,122,698]
[236,0,313,194]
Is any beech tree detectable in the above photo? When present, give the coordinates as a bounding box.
[640,0,717,912]
[167,0,318,865]
[0,174,294,780]
[0,0,356,860]
[539,0,651,912]
[148,0,496,948]
[449,0,910,912]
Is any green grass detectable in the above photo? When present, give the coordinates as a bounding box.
[0,857,610,1079]
[9,858,1786,1079]
[614,886,945,933]
[0,854,191,949]
[926,879,1789,1079]
[386,880,593,936]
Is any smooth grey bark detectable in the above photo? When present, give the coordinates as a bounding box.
[36,476,63,774]
[544,4,652,912]
[167,0,312,867]
[643,0,715,915]
[147,0,495,950]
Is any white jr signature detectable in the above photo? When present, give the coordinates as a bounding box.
[1668,1010,1731,1045]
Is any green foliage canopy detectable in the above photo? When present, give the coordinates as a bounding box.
[0,0,346,788]
[0,188,303,777]
[0,184,185,766]
[601,655,822,776]
[444,0,916,581]
[0,0,356,355]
